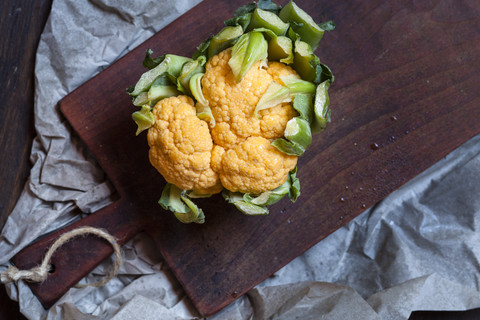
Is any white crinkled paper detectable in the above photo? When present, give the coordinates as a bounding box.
[1,0,480,319]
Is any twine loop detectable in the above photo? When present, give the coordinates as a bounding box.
[1,227,122,288]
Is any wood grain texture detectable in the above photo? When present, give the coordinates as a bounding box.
[11,0,480,317]
[410,309,480,320]
[0,0,52,230]
[0,0,52,319]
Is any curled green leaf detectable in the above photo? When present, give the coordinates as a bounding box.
[177,56,206,95]
[250,27,278,41]
[246,8,289,36]
[255,81,290,116]
[292,93,314,123]
[228,31,268,82]
[271,138,304,156]
[132,74,180,107]
[272,117,312,156]
[279,1,325,50]
[311,80,331,133]
[281,74,316,93]
[224,0,281,30]
[288,166,300,202]
[293,40,320,83]
[222,190,269,216]
[128,54,191,97]
[208,25,244,59]
[189,73,215,127]
[318,63,335,84]
[284,117,312,148]
[159,183,205,224]
[255,75,315,116]
[131,105,154,136]
[268,35,294,64]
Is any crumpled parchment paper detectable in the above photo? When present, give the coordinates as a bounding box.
[1,0,480,319]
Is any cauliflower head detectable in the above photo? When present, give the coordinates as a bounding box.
[129,1,335,222]
[147,48,298,196]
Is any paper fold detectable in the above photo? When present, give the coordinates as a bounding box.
[1,0,480,319]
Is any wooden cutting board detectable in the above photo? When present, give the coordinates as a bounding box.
[12,0,480,316]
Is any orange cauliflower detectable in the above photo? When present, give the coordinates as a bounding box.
[128,1,335,222]
[147,49,298,196]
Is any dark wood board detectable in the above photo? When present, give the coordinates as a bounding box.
[12,0,480,317]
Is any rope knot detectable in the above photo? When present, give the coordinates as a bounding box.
[1,265,49,283]
[1,227,121,288]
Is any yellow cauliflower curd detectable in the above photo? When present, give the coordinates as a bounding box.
[148,95,222,195]
[202,49,299,149]
[147,49,299,195]
[213,137,297,194]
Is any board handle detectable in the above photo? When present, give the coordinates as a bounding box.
[11,200,144,309]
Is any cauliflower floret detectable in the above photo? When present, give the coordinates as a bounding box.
[213,137,297,194]
[148,95,222,194]
[202,49,299,150]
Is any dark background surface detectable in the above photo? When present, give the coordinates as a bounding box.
[0,0,479,319]
[0,0,52,318]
